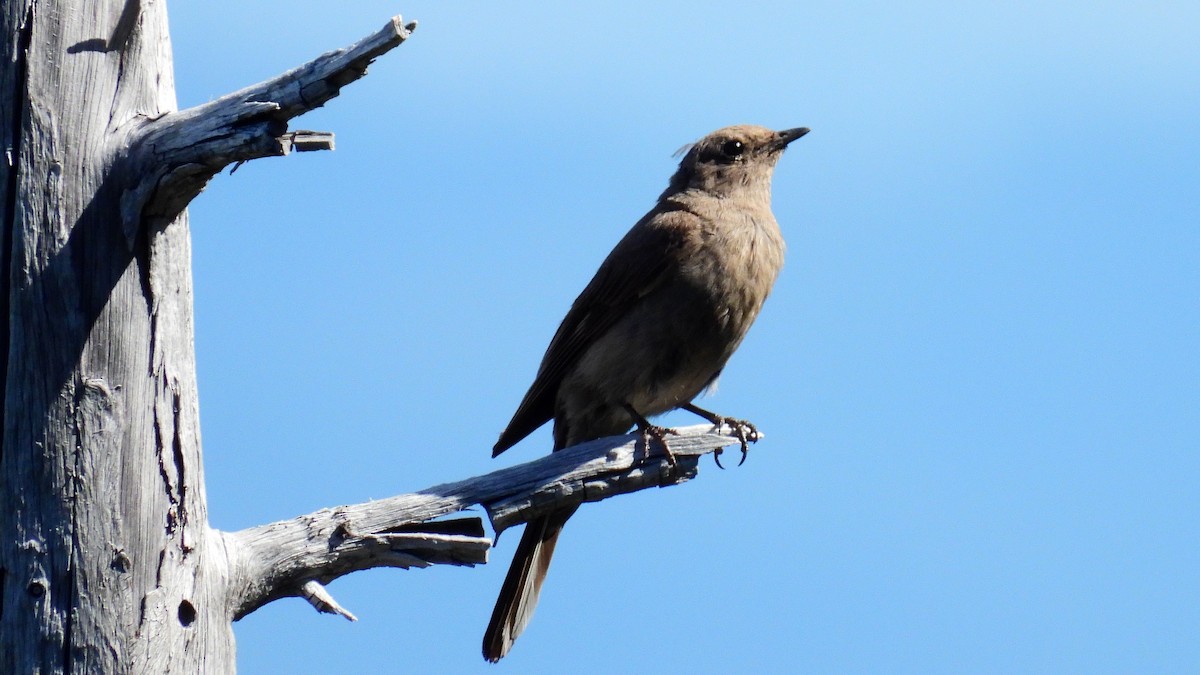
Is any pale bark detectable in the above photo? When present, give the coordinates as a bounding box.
[0,5,417,671]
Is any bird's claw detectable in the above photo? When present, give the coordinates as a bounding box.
[711,417,758,469]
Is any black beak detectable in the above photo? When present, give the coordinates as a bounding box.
[775,127,810,149]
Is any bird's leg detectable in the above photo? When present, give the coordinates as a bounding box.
[623,403,679,466]
[681,402,759,468]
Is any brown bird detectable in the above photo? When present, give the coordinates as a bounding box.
[483,124,808,662]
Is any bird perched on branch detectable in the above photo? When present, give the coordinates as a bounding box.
[483,124,808,662]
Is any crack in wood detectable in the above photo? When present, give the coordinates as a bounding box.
[170,389,188,551]
[152,381,181,537]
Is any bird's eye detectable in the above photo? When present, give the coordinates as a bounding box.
[720,140,745,159]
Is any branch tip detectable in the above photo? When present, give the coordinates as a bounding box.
[387,15,419,38]
[300,580,358,622]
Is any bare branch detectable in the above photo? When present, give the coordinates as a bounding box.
[223,424,748,620]
[116,15,417,230]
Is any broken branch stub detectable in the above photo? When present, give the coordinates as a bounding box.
[117,16,417,230]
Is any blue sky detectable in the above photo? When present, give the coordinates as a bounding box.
[169,1,1198,672]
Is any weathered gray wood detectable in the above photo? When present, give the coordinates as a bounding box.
[0,7,416,673]
[0,1,219,671]
[223,424,744,620]
[300,580,359,622]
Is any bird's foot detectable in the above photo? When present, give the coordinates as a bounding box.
[712,417,759,469]
[624,404,679,466]
[680,403,758,468]
[645,424,680,466]
[700,413,763,466]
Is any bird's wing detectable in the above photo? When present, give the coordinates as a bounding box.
[493,203,699,455]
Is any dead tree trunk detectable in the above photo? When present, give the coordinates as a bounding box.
[0,0,220,670]
[0,3,419,670]
[0,4,750,672]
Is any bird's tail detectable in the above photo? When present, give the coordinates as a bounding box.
[482,506,578,662]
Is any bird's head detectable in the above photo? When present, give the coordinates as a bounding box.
[665,125,809,199]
